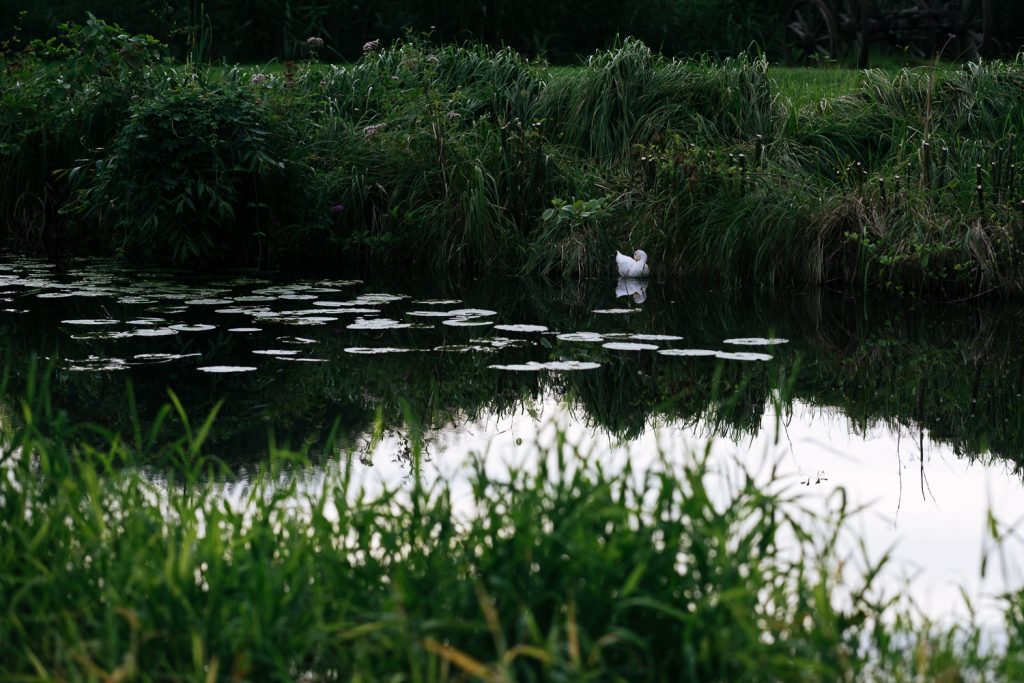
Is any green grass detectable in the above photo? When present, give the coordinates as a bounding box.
[3,369,1023,681]
[3,19,1024,297]
[769,66,868,109]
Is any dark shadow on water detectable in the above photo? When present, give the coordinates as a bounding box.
[2,257,1024,471]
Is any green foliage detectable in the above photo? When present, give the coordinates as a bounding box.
[3,23,1024,292]
[0,370,1006,681]
[69,70,291,264]
[27,12,164,79]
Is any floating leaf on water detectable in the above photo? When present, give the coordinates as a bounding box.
[132,352,202,363]
[489,360,602,371]
[603,342,659,351]
[186,298,234,305]
[313,300,359,307]
[723,337,789,346]
[433,344,496,353]
[488,361,545,371]
[291,307,379,315]
[470,336,528,349]
[38,292,76,299]
[715,351,773,362]
[542,360,602,371]
[658,349,717,357]
[126,318,165,326]
[631,334,683,341]
[215,307,271,315]
[354,293,409,305]
[557,332,604,343]
[170,323,217,332]
[128,328,179,338]
[67,356,128,372]
[277,336,317,345]
[345,346,416,355]
[279,294,318,301]
[348,318,412,330]
[592,308,640,314]
[197,365,258,373]
[61,318,119,326]
[251,286,296,295]
[406,310,461,318]
[448,308,497,317]
[252,349,300,356]
[313,280,361,288]
[276,357,329,362]
[278,317,336,326]
[443,318,493,327]
[228,327,262,333]
[413,299,462,305]
[233,295,278,302]
[493,324,548,333]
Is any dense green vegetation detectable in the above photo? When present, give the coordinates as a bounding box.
[4,0,1023,63]
[3,370,1024,681]
[2,17,1024,294]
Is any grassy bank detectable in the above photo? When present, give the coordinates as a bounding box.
[3,377,1024,681]
[3,19,1024,296]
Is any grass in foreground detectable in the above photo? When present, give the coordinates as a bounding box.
[3,374,1024,681]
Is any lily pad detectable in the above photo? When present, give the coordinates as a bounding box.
[348,318,412,331]
[345,347,416,354]
[602,342,659,351]
[715,351,773,362]
[723,337,789,346]
[658,349,717,357]
[557,332,604,343]
[197,365,258,373]
[493,324,548,333]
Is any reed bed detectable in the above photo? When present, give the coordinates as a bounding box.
[2,371,1021,681]
[2,19,1024,296]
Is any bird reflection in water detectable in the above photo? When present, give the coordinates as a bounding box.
[615,277,648,304]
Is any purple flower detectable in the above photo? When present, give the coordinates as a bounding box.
[307,36,324,48]
[330,203,345,214]
[363,39,381,54]
[250,73,269,85]
[362,123,387,138]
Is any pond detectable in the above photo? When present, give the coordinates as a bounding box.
[2,255,1024,622]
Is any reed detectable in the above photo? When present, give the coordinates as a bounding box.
[3,21,1024,295]
[0,370,1010,681]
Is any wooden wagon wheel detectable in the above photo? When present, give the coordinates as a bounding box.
[888,0,992,60]
[952,0,992,60]
[784,0,841,65]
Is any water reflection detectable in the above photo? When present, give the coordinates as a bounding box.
[615,276,647,304]
[1,257,1024,476]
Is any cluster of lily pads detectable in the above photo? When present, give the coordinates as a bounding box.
[0,258,789,375]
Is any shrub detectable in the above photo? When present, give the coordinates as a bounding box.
[69,71,292,264]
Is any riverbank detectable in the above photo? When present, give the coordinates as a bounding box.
[2,19,1023,296]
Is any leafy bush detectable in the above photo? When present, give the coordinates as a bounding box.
[69,72,291,264]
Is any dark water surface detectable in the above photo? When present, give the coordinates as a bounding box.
[4,256,1024,619]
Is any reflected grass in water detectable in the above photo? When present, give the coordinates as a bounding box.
[1,380,1016,681]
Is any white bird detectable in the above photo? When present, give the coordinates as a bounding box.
[616,250,650,278]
